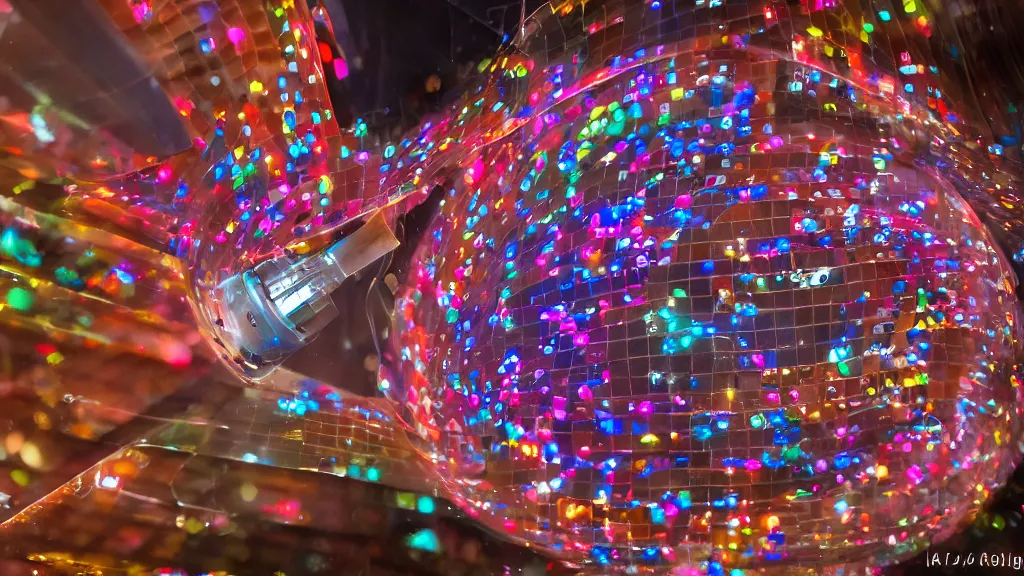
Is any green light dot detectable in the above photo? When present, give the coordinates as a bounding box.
[6,287,34,311]
[396,492,416,509]
[837,361,851,377]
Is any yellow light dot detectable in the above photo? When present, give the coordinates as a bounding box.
[240,482,258,502]
[10,469,30,487]
[20,441,43,469]
[876,465,889,479]
[33,412,51,431]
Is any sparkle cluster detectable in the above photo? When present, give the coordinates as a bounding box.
[381,0,1024,572]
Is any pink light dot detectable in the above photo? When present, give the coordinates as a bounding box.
[131,1,151,24]
[578,385,593,402]
[333,58,349,80]
[227,27,246,46]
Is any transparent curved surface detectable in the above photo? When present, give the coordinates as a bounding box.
[380,0,1024,572]
[0,0,1019,574]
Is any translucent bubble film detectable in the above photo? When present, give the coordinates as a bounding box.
[1,0,1024,575]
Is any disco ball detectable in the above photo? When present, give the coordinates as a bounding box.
[374,0,1024,572]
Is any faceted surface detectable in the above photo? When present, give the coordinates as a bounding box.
[380,0,1024,572]
[0,0,1020,574]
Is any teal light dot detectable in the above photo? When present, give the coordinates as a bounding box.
[417,495,435,514]
[406,528,440,553]
[366,466,380,482]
